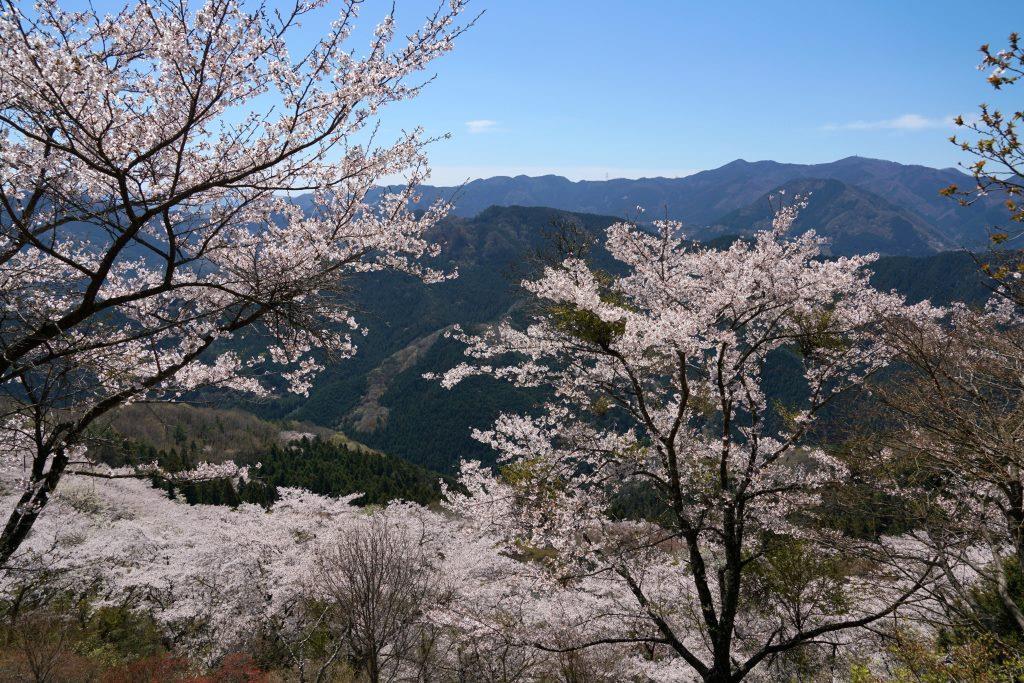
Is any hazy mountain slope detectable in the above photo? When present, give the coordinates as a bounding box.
[374,156,1002,249]
[394,174,702,223]
[791,156,1005,245]
[708,178,949,256]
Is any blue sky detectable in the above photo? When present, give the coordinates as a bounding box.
[365,0,1024,184]
[56,0,1024,184]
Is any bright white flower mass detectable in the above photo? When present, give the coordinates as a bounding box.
[0,0,469,565]
[0,1,1013,678]
[436,204,944,679]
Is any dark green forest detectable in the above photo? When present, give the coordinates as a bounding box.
[92,431,445,508]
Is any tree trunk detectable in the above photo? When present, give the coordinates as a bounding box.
[0,450,67,566]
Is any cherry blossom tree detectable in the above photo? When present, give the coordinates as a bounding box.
[0,470,592,679]
[313,516,451,682]
[0,0,470,565]
[839,43,1024,646]
[437,205,939,682]
[875,31,1024,649]
[874,297,1024,642]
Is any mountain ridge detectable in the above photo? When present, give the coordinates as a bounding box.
[367,156,1004,254]
[708,178,950,256]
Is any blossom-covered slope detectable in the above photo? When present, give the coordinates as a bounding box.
[247,205,993,473]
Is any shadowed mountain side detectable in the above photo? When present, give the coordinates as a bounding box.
[248,206,623,470]
[707,178,949,256]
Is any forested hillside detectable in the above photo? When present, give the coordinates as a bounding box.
[708,178,948,255]
[87,404,445,507]
[237,204,994,472]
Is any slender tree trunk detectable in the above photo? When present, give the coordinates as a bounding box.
[368,653,380,683]
[0,450,67,566]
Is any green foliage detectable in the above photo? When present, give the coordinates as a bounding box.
[86,403,291,464]
[499,457,565,507]
[940,558,1024,654]
[851,633,1024,682]
[745,536,850,616]
[85,403,443,507]
[790,308,851,360]
[146,437,448,508]
[237,437,448,507]
[0,596,275,680]
[0,596,170,680]
[550,303,625,348]
[73,604,166,665]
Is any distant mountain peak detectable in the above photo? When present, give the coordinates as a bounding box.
[365,156,996,254]
[833,155,877,163]
[719,158,782,169]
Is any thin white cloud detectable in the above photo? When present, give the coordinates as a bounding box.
[465,119,499,134]
[821,113,957,132]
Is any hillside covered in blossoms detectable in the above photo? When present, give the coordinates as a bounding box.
[3,1,1024,681]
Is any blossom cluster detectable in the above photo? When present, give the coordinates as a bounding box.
[436,206,942,677]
